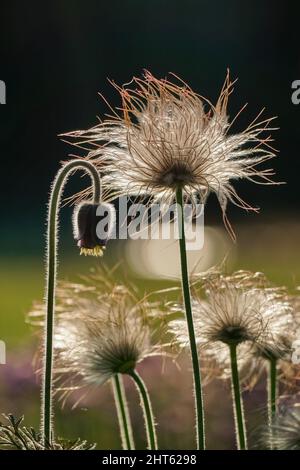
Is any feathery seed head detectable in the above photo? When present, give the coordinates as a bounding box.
[245,289,299,389]
[170,271,294,380]
[64,71,279,238]
[52,279,165,393]
[250,288,295,362]
[172,272,267,348]
[267,404,300,450]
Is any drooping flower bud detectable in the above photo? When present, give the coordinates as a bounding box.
[73,201,116,257]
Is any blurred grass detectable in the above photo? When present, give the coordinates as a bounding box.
[233,221,300,287]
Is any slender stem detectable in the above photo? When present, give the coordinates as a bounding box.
[129,370,157,450]
[229,343,248,450]
[268,357,277,449]
[175,187,205,450]
[43,160,101,443]
[112,374,135,450]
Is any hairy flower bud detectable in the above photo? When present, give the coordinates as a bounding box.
[73,201,116,257]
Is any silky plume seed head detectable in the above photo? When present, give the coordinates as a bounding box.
[266,403,300,450]
[171,272,265,346]
[39,277,168,401]
[244,288,298,389]
[254,287,294,361]
[73,201,116,257]
[169,271,295,382]
[63,70,280,239]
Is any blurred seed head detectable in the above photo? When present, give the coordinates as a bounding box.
[40,273,169,401]
[266,403,300,450]
[250,290,294,360]
[245,286,299,390]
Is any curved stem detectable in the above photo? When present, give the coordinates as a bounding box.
[112,374,135,450]
[229,344,248,450]
[129,370,157,450]
[43,160,101,443]
[175,188,205,450]
[268,357,277,449]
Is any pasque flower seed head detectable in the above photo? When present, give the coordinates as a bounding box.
[65,71,279,238]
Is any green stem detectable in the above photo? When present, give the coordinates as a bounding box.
[112,374,135,450]
[129,370,157,450]
[268,357,277,449]
[43,160,101,444]
[229,344,248,450]
[175,187,205,450]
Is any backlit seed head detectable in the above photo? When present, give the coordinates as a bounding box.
[267,404,300,450]
[64,70,279,239]
[245,289,298,389]
[171,272,266,346]
[169,271,295,382]
[48,275,167,399]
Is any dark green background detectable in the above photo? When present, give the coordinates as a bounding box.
[1,0,300,256]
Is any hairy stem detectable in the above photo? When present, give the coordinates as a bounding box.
[229,343,248,450]
[112,374,135,450]
[43,160,101,444]
[176,187,205,450]
[129,370,157,450]
[268,357,277,449]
